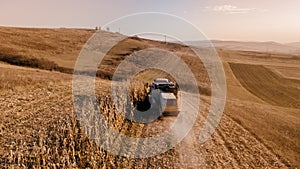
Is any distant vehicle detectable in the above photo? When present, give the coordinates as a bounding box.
[150,78,179,116]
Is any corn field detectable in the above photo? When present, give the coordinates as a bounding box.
[0,76,180,168]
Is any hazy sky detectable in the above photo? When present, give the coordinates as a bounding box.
[0,0,299,42]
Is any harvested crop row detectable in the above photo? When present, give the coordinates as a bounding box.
[229,63,300,109]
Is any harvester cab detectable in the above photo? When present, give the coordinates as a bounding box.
[150,78,177,95]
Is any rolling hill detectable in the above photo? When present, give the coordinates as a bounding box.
[186,40,300,55]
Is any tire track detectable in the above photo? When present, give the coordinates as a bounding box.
[193,104,240,168]
[173,92,290,168]
[176,93,240,168]
[222,114,291,168]
[196,108,289,168]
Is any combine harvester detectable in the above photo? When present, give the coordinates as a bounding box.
[149,78,179,116]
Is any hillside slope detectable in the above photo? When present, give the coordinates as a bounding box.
[186,40,300,55]
[0,27,95,69]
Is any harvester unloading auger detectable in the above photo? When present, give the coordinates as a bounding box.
[149,78,179,116]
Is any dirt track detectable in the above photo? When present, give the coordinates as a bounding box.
[145,95,291,168]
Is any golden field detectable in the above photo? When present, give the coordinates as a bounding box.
[0,27,299,168]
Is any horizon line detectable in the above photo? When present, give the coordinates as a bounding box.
[0,25,298,44]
